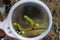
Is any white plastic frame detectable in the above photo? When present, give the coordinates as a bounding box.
[0,0,52,40]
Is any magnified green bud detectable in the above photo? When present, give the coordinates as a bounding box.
[19,31,25,35]
[13,23,22,30]
[24,15,35,26]
[35,23,39,27]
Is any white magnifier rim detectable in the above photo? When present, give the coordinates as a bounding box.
[7,0,52,40]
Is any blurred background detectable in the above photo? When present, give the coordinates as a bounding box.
[0,0,60,40]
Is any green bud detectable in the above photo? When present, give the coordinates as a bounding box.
[24,15,35,26]
[13,23,21,30]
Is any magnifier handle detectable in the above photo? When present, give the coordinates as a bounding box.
[0,20,16,38]
[0,22,4,29]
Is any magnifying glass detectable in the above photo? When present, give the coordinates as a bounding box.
[0,0,52,40]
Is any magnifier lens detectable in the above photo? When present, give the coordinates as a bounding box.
[12,3,49,38]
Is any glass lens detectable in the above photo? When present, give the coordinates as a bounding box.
[12,3,49,38]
